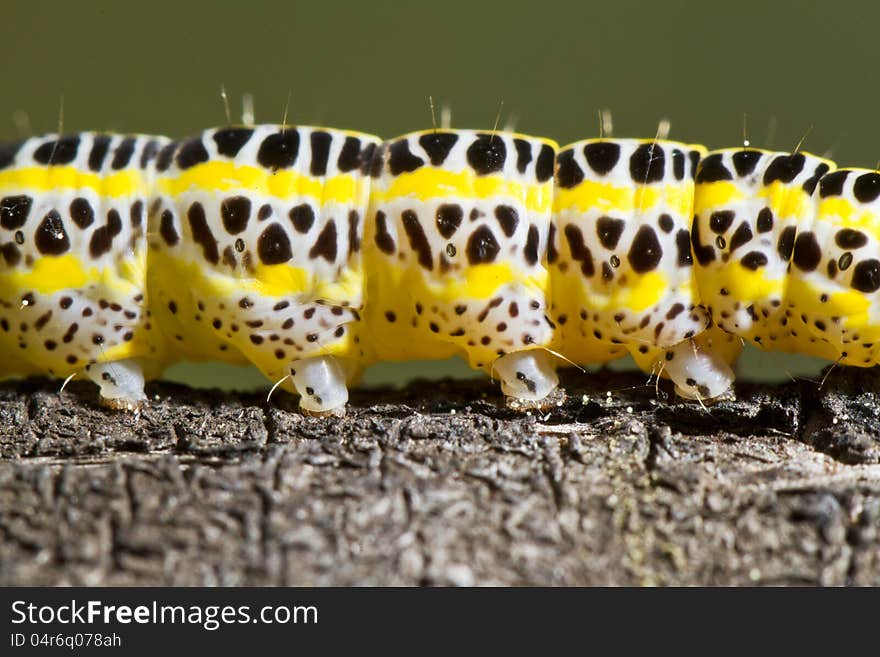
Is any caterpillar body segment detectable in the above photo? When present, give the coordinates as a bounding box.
[692,148,835,358]
[786,167,880,366]
[148,125,381,414]
[364,129,561,404]
[0,132,168,408]
[548,138,733,399]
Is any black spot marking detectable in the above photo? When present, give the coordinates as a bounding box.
[436,204,463,239]
[658,213,674,233]
[696,153,732,183]
[111,137,136,169]
[89,209,122,259]
[709,210,735,234]
[288,203,315,233]
[465,223,502,266]
[494,205,519,237]
[388,139,424,175]
[839,252,853,271]
[729,221,753,252]
[402,210,433,269]
[87,135,112,171]
[419,132,458,166]
[107,209,122,236]
[357,141,377,177]
[175,138,210,169]
[666,303,685,320]
[374,211,395,254]
[547,223,558,264]
[257,223,292,264]
[257,129,300,170]
[835,228,868,250]
[556,149,583,188]
[1,195,33,229]
[732,150,761,177]
[213,127,253,157]
[34,211,70,255]
[309,131,332,176]
[628,225,663,273]
[676,229,693,267]
[777,226,796,261]
[535,143,555,182]
[629,143,665,183]
[348,210,360,255]
[188,202,219,264]
[819,170,849,198]
[221,196,251,234]
[672,149,685,180]
[155,142,177,171]
[757,207,773,233]
[584,141,620,175]
[336,136,362,172]
[763,153,805,185]
[258,204,272,221]
[33,136,79,165]
[1,242,20,266]
[130,200,143,228]
[827,259,838,278]
[524,224,540,266]
[691,220,715,265]
[854,172,880,203]
[688,150,701,179]
[596,216,625,250]
[139,139,160,168]
[160,209,179,246]
[740,251,768,270]
[513,138,532,174]
[466,134,506,175]
[792,232,821,271]
[802,163,830,194]
[309,220,338,263]
[365,143,384,177]
[564,224,594,276]
[851,259,880,293]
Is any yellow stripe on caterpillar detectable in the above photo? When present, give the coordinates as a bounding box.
[0,167,147,198]
[370,167,552,213]
[156,160,367,205]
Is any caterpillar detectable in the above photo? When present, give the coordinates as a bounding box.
[0,123,876,414]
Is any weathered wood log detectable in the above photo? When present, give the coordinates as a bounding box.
[1,367,879,586]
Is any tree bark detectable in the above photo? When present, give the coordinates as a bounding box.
[1,367,879,586]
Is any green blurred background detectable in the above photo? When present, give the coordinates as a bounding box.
[1,0,876,390]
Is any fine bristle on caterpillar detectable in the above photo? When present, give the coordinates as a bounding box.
[1,124,877,414]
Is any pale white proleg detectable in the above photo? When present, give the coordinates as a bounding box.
[664,339,735,400]
[84,358,148,409]
[290,355,349,414]
[493,349,559,402]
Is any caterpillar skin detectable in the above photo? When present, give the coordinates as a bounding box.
[550,138,737,399]
[0,132,168,408]
[694,149,880,367]
[364,129,560,404]
[4,125,880,413]
[148,125,381,414]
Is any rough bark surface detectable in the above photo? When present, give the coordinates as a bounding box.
[1,367,879,586]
